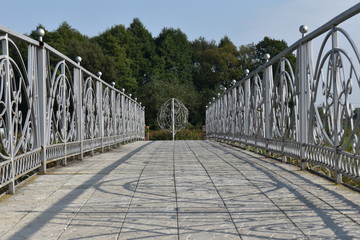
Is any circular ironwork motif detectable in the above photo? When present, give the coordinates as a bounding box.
[157,98,188,133]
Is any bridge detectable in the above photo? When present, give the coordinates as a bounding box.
[0,3,360,240]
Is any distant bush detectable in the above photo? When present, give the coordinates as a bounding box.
[148,128,204,140]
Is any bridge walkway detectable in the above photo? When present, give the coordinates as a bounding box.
[0,140,359,239]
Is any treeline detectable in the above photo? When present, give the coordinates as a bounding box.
[30,18,293,128]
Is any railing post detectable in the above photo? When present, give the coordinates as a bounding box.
[2,34,15,193]
[244,70,250,137]
[298,25,310,170]
[280,59,286,163]
[96,81,104,152]
[36,29,48,175]
[61,61,67,166]
[223,94,226,141]
[74,57,83,160]
[263,54,273,154]
[231,80,237,142]
[121,91,125,143]
[111,83,116,146]
[171,98,175,141]
[142,106,145,140]
[331,28,342,184]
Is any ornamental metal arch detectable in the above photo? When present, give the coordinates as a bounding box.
[206,3,360,185]
[0,26,145,194]
[157,98,188,140]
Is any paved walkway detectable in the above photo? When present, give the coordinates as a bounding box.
[0,140,359,240]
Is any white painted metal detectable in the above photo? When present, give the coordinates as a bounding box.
[206,3,360,184]
[157,98,188,140]
[0,27,145,193]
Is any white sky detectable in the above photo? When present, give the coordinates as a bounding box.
[1,0,359,47]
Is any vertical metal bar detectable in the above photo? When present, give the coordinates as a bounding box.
[128,99,131,141]
[264,62,273,152]
[172,98,175,141]
[244,74,250,136]
[232,86,237,141]
[3,35,15,193]
[142,106,145,140]
[74,67,83,160]
[280,59,286,163]
[121,94,125,143]
[97,81,104,151]
[61,62,67,166]
[36,37,47,176]
[264,68,272,139]
[298,37,310,170]
[111,88,116,145]
[331,28,342,184]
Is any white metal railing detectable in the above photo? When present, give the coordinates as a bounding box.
[0,26,145,194]
[206,3,360,184]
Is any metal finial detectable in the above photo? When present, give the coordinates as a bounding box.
[140,102,142,105]
[129,94,132,98]
[95,71,102,78]
[212,97,216,101]
[135,98,137,101]
[231,79,236,85]
[217,93,221,97]
[209,102,212,105]
[36,28,45,42]
[122,88,125,92]
[111,82,115,87]
[75,56,82,65]
[244,69,250,76]
[264,54,270,61]
[299,25,308,35]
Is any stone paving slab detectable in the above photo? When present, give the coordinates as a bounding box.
[0,140,360,239]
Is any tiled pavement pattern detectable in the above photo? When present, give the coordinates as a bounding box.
[0,140,359,239]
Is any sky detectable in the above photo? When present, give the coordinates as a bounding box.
[1,0,359,47]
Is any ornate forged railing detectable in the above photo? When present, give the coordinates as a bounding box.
[206,3,360,184]
[0,27,145,194]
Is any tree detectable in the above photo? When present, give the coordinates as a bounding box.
[255,36,296,69]
[93,25,136,92]
[238,43,258,72]
[192,37,218,90]
[127,18,155,86]
[192,36,242,91]
[191,36,242,124]
[155,28,193,84]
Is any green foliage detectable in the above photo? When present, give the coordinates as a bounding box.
[155,28,193,84]
[126,18,156,85]
[238,43,258,72]
[255,36,296,69]
[148,129,203,140]
[175,129,204,140]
